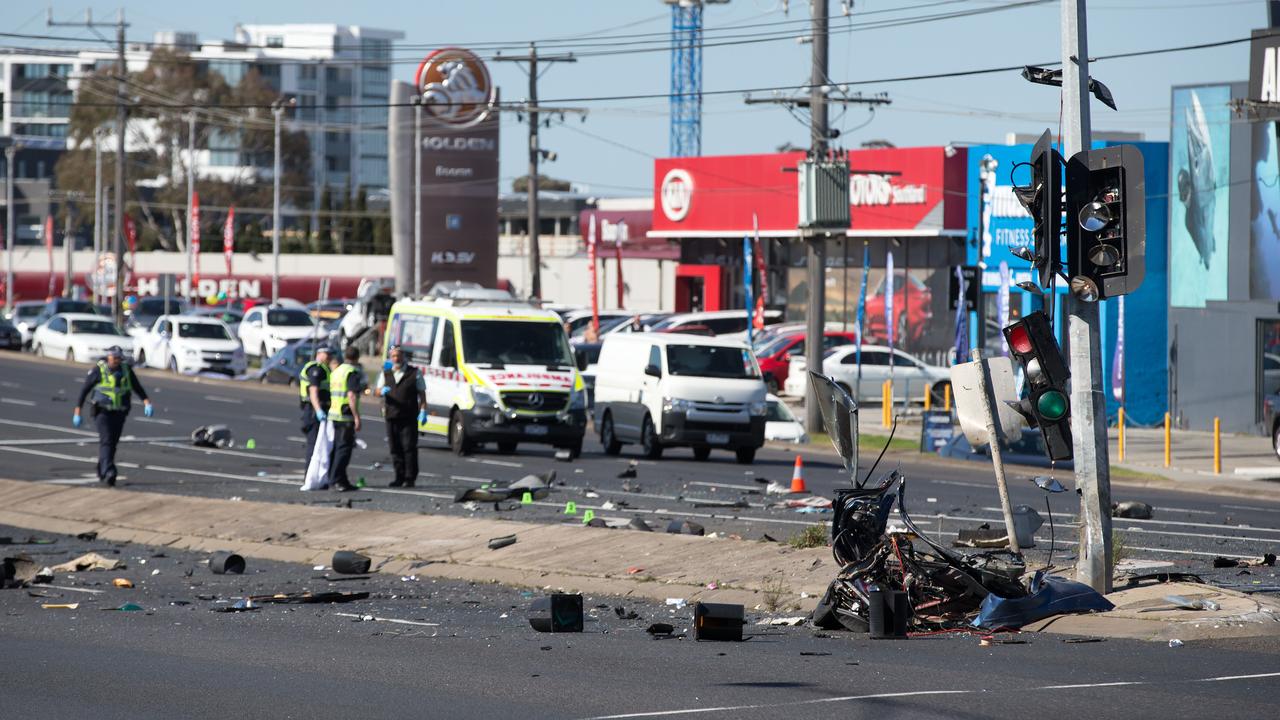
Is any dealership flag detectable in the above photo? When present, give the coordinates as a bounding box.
[953,266,969,365]
[615,220,626,309]
[743,236,754,346]
[1112,295,1125,404]
[752,212,767,330]
[44,215,55,296]
[123,214,138,272]
[190,191,201,291]
[997,261,1011,355]
[587,213,599,334]
[223,206,236,276]
[885,250,896,368]
[855,243,870,386]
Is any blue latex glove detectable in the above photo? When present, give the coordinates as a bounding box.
[383,360,393,371]
[72,414,82,428]
[316,409,327,422]
[417,409,427,425]
[143,404,154,418]
[380,386,390,396]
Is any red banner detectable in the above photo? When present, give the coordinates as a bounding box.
[190,192,201,291]
[587,214,599,335]
[44,215,55,297]
[614,239,624,310]
[223,206,235,276]
[123,214,138,272]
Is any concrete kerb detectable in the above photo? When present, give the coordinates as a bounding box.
[0,478,830,611]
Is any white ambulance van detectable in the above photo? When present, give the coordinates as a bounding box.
[592,333,767,464]
[383,296,588,457]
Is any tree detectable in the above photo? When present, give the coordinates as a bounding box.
[512,174,571,193]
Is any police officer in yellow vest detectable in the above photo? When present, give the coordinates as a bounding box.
[299,345,334,468]
[328,345,366,492]
[73,346,153,486]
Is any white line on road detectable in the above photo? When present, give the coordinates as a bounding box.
[135,417,175,425]
[1125,544,1257,560]
[250,415,290,424]
[0,417,96,437]
[930,479,990,489]
[467,457,524,468]
[203,395,243,404]
[1,398,36,407]
[0,446,138,468]
[1222,504,1280,514]
[976,506,1280,535]
[687,480,761,491]
[149,441,303,464]
[38,477,100,485]
[332,612,439,627]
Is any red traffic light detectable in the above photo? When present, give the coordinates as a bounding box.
[1007,325,1033,355]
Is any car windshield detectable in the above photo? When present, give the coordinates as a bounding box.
[755,335,796,358]
[15,305,43,319]
[136,298,185,315]
[461,320,573,368]
[56,300,96,315]
[666,344,760,379]
[178,322,231,340]
[267,309,314,326]
[70,319,121,335]
[766,400,796,422]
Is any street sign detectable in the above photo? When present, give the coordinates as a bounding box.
[949,265,980,311]
[950,355,1026,448]
[919,410,955,453]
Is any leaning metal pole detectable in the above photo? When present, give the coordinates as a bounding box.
[1062,0,1112,593]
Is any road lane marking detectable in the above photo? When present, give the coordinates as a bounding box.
[929,479,990,489]
[332,612,439,627]
[149,441,303,464]
[135,417,175,425]
[143,464,455,501]
[203,395,243,404]
[0,417,97,437]
[39,477,100,485]
[1125,545,1257,560]
[950,512,1280,544]
[688,480,761,491]
[976,506,1280,534]
[0,445,137,468]
[467,457,524,468]
[250,415,290,424]
[1,398,36,407]
[1223,503,1280,514]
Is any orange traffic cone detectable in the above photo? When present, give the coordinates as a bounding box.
[790,455,808,493]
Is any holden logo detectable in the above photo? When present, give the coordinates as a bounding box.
[414,48,495,127]
[526,393,544,408]
[660,169,694,222]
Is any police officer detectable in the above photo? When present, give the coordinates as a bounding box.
[327,345,366,492]
[72,346,153,486]
[377,345,427,488]
[299,345,333,467]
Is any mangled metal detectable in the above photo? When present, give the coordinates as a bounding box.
[807,371,1110,633]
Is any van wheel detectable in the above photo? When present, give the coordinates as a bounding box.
[168,356,179,373]
[600,414,622,456]
[497,441,518,454]
[137,350,146,366]
[449,410,472,456]
[692,446,711,461]
[1273,423,1280,461]
[34,343,43,357]
[66,348,76,362]
[640,415,663,460]
[735,448,756,465]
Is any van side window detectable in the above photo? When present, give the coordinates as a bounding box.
[396,315,437,366]
[647,345,662,373]
[439,320,457,369]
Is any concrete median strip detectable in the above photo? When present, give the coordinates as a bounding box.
[0,477,832,608]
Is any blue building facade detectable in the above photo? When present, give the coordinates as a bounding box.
[964,140,1170,427]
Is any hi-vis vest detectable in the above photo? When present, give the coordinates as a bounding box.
[92,361,133,411]
[299,360,330,402]
[328,363,360,422]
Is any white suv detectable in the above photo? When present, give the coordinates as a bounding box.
[238,305,318,358]
[135,314,246,375]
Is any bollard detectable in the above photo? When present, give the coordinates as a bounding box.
[1214,417,1221,475]
[882,379,892,428]
[923,382,932,412]
[1164,412,1171,468]
[1118,406,1125,463]
[943,383,951,412]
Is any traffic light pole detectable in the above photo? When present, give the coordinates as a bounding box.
[803,0,829,435]
[1061,0,1113,593]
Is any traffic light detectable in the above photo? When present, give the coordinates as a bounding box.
[1002,311,1073,462]
[1064,145,1146,301]
[1012,129,1064,288]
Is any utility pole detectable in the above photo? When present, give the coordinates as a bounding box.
[185,111,196,297]
[51,8,129,324]
[93,130,103,305]
[1061,0,1112,593]
[494,44,576,299]
[4,144,16,312]
[412,94,423,296]
[271,98,292,304]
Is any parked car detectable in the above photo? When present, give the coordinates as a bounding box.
[939,428,1075,470]
[192,306,245,335]
[648,309,783,337]
[653,324,715,337]
[593,333,767,463]
[764,394,807,443]
[32,313,131,363]
[754,330,858,394]
[4,300,45,348]
[125,296,189,339]
[253,338,325,386]
[307,298,353,336]
[566,310,633,341]
[783,344,948,403]
[134,314,246,376]
[1265,393,1280,461]
[0,319,22,351]
[863,271,933,346]
[32,298,100,328]
[238,305,319,359]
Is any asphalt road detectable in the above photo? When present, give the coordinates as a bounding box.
[4,526,1280,720]
[1,352,1279,593]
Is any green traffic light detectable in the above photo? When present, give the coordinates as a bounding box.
[1037,390,1068,421]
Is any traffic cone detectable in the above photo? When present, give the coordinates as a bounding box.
[563,501,577,515]
[521,491,533,505]
[789,455,808,494]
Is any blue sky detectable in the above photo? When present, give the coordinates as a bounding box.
[3,0,1263,196]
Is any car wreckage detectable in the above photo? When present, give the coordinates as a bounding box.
[805,371,1113,633]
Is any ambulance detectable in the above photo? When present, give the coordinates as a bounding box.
[382,295,588,457]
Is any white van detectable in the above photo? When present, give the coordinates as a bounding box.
[383,297,588,457]
[593,333,767,464]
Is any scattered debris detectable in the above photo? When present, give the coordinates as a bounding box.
[693,602,746,641]
[250,591,370,605]
[1112,501,1154,520]
[799,651,831,656]
[333,612,439,627]
[1030,476,1068,493]
[212,599,259,613]
[208,551,246,575]
[1213,554,1276,568]
[782,496,832,510]
[75,531,99,541]
[488,534,518,550]
[665,598,687,609]
[667,520,705,536]
[191,424,234,449]
[646,622,676,636]
[758,617,807,626]
[1168,638,1184,648]
[42,603,80,610]
[1137,595,1221,613]
[614,606,640,620]
[529,593,583,633]
[331,551,372,575]
[618,461,638,479]
[954,528,1010,549]
[628,518,653,532]
[1063,637,1106,644]
[107,603,144,612]
[51,552,122,573]
[112,578,133,588]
